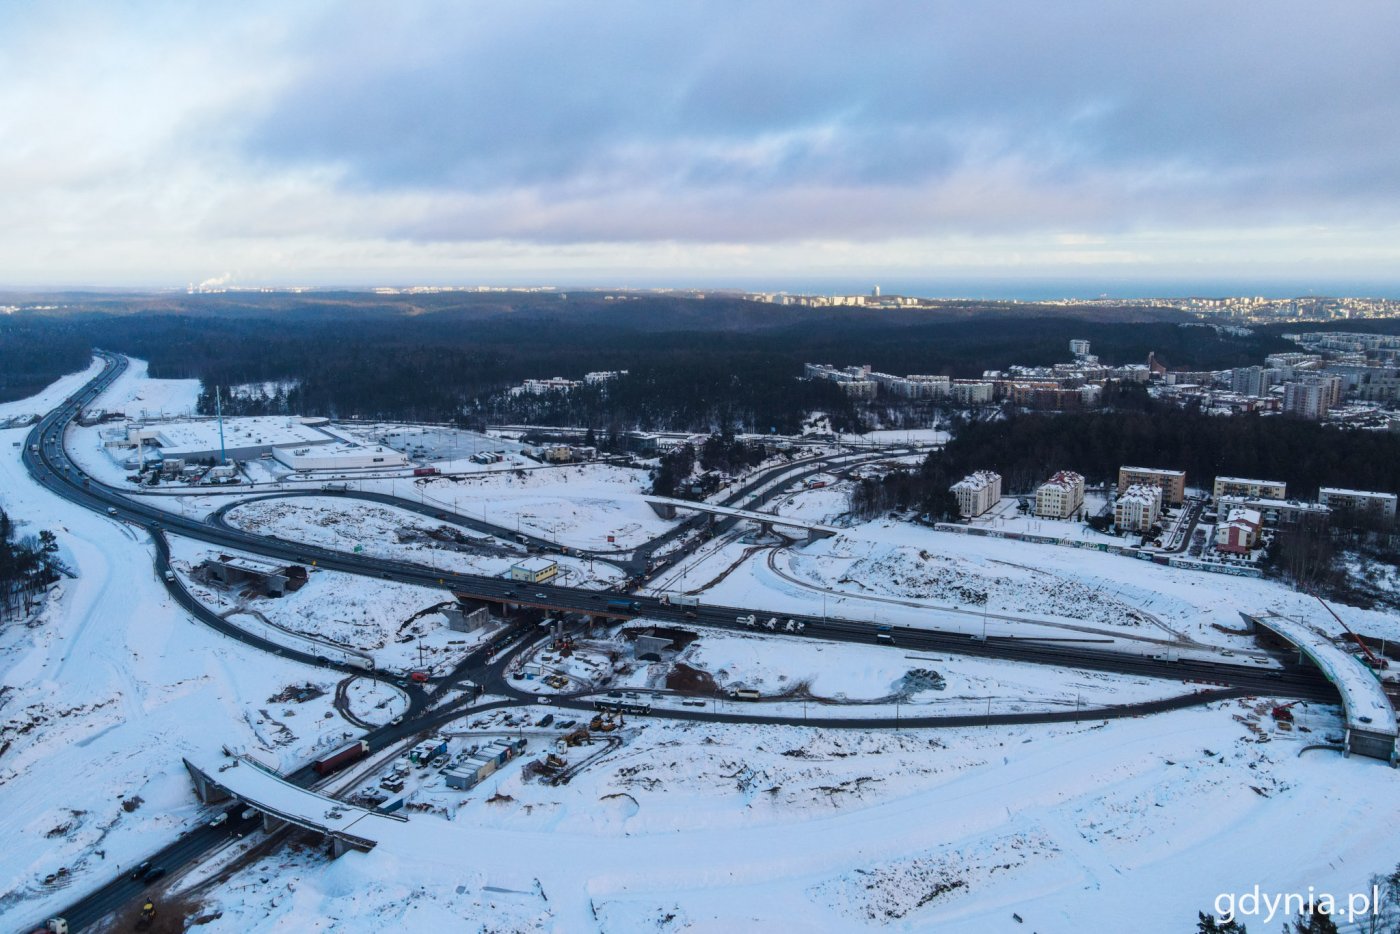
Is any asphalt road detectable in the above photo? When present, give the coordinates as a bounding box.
[20,352,1337,930]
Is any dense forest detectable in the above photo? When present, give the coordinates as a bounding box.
[1,292,1297,434]
[0,507,61,623]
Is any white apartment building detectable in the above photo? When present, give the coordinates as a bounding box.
[1213,477,1287,500]
[951,470,1002,518]
[1033,470,1086,519]
[1114,483,1163,533]
[949,380,995,404]
[1318,488,1398,524]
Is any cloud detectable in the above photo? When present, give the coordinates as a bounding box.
[1,1,1399,285]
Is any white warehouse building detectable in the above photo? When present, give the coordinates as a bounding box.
[271,440,409,471]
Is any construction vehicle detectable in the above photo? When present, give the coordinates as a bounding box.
[1272,701,1302,723]
[133,900,157,931]
[784,619,804,633]
[738,614,756,627]
[1310,589,1388,670]
[563,727,591,746]
[765,617,778,631]
[28,920,66,934]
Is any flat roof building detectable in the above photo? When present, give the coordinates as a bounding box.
[1213,477,1287,501]
[1118,466,1186,505]
[1318,488,1398,525]
[509,557,559,584]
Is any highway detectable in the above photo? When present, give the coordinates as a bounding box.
[22,352,1337,930]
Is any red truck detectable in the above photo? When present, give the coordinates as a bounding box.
[413,467,440,477]
[312,740,370,776]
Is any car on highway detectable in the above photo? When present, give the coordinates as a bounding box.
[209,812,228,827]
[535,592,547,599]
[140,867,167,884]
[537,696,551,704]
[130,860,151,881]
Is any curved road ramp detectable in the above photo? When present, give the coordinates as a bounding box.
[1242,612,1398,765]
[183,756,406,858]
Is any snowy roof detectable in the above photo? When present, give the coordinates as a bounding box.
[1319,487,1397,502]
[152,417,334,456]
[1038,471,1083,490]
[951,471,1000,492]
[512,556,558,573]
[1224,508,1262,527]
[1249,613,1398,736]
[1120,466,1185,478]
[1117,484,1162,504]
[1216,476,1285,486]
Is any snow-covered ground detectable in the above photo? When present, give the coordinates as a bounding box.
[193,702,1399,934]
[222,495,626,588]
[8,360,1400,934]
[166,536,506,673]
[0,397,377,928]
[355,463,670,552]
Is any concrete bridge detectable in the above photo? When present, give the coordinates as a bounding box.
[644,497,839,544]
[184,755,406,857]
[1243,612,1398,765]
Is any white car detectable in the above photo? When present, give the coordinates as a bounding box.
[537,696,552,704]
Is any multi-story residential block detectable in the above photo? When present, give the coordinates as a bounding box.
[1118,466,1186,505]
[1282,376,1342,419]
[1213,477,1287,500]
[949,380,995,404]
[950,471,1002,518]
[1114,484,1163,533]
[1318,488,1398,525]
[1216,496,1329,530]
[1033,470,1086,519]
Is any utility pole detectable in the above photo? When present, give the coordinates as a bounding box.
[216,386,227,466]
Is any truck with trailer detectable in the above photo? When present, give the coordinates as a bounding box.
[344,656,374,671]
[606,598,641,614]
[321,482,349,493]
[660,593,700,608]
[413,467,440,477]
[312,739,370,776]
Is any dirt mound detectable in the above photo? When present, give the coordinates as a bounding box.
[666,663,718,696]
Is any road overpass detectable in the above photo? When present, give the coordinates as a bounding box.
[645,497,839,543]
[184,756,405,857]
[1244,612,1398,764]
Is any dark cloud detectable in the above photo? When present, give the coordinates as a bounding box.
[233,1,1400,243]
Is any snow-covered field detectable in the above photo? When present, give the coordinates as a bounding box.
[166,536,505,673]
[0,390,374,928]
[359,463,671,552]
[222,495,626,587]
[194,703,1399,934]
[7,360,1400,934]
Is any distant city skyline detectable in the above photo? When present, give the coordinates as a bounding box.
[2,2,1398,288]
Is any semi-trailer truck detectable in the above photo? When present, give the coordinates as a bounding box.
[312,740,370,776]
[606,599,640,613]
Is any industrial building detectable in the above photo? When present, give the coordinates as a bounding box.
[1117,466,1186,505]
[509,557,559,584]
[1032,471,1085,519]
[105,415,408,471]
[200,554,308,597]
[1114,484,1163,533]
[271,440,408,471]
[443,601,491,632]
[950,471,1002,519]
[1212,477,1287,500]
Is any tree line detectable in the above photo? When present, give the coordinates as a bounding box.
[0,507,62,623]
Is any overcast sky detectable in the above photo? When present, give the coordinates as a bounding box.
[2,1,1398,292]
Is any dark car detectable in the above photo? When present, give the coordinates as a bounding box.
[141,866,167,884]
[130,860,151,881]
